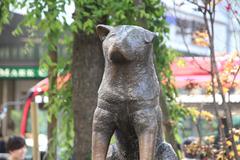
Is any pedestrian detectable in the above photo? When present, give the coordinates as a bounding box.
[6,136,26,160]
[0,132,7,160]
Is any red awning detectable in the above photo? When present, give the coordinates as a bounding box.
[171,57,225,76]
[171,57,240,88]
[174,75,211,88]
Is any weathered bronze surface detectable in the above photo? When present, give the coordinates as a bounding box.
[92,24,178,160]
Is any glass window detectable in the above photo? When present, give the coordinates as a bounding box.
[9,47,19,60]
[0,47,10,60]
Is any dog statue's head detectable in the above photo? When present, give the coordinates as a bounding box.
[96,25,156,63]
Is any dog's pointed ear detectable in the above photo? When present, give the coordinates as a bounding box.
[96,24,113,41]
[144,30,157,43]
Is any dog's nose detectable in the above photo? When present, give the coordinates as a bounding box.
[108,44,126,63]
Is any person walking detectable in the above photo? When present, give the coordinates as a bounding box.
[6,136,26,160]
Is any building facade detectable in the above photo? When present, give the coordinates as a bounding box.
[164,0,239,56]
[0,13,46,109]
[163,0,240,137]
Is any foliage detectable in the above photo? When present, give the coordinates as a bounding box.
[15,0,69,50]
[188,107,215,122]
[0,0,16,32]
[183,128,240,160]
[182,109,240,160]
[156,47,192,145]
[41,53,73,160]
[13,0,73,159]
[72,0,168,33]
[205,54,240,95]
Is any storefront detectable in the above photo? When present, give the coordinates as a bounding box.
[0,67,47,104]
[0,13,47,137]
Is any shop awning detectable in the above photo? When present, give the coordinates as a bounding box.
[171,57,240,88]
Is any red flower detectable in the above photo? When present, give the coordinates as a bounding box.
[226,3,231,11]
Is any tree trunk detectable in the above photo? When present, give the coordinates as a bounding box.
[47,50,58,160]
[202,1,238,158]
[72,31,104,159]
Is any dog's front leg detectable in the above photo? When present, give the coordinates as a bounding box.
[139,128,157,160]
[92,107,115,160]
[133,107,158,160]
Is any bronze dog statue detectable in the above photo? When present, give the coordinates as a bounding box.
[92,24,178,160]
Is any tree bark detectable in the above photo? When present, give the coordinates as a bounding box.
[72,31,104,159]
[47,49,58,160]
